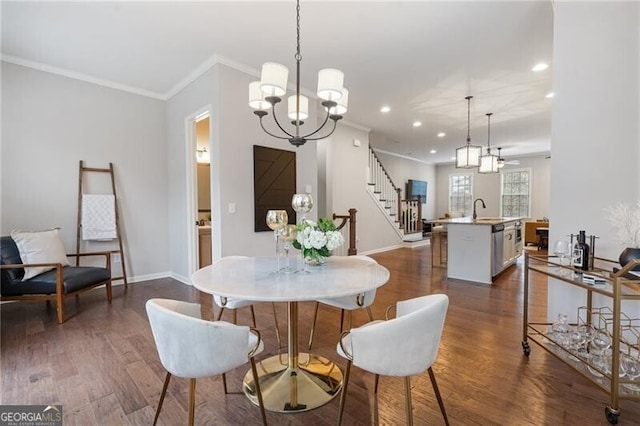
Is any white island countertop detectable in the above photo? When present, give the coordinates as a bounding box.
[433,217,522,226]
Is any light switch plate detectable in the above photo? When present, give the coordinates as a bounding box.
[228,202,236,214]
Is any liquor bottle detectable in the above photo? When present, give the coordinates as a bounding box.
[572,230,590,271]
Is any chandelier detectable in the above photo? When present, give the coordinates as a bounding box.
[248,0,348,147]
[478,113,499,173]
[455,96,482,168]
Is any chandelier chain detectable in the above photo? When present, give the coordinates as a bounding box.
[465,95,472,143]
[487,113,492,150]
[295,0,302,62]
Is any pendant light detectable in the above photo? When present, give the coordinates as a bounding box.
[248,0,347,147]
[478,113,499,174]
[497,147,505,168]
[455,96,482,168]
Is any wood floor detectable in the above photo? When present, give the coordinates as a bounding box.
[2,245,640,425]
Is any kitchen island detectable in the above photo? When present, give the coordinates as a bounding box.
[433,217,522,284]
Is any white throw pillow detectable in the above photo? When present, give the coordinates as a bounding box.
[10,228,70,280]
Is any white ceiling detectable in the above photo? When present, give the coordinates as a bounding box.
[1,1,554,164]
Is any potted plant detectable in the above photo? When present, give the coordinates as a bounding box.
[605,201,640,271]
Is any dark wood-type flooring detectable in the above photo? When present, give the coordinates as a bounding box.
[2,245,640,425]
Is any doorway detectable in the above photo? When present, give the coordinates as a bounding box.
[185,105,216,280]
[195,115,212,268]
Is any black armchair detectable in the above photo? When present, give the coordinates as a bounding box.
[0,236,112,323]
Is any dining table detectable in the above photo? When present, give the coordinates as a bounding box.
[191,255,391,413]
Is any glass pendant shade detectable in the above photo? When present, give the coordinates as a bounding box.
[328,87,349,115]
[497,159,505,168]
[249,81,270,110]
[317,68,344,101]
[456,144,482,168]
[260,62,288,97]
[478,152,499,173]
[288,95,309,120]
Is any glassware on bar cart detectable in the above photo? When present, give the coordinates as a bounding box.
[620,352,640,391]
[552,240,572,269]
[266,210,288,274]
[587,330,612,377]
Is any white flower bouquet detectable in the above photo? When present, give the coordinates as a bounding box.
[293,218,344,264]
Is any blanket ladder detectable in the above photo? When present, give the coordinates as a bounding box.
[76,160,128,286]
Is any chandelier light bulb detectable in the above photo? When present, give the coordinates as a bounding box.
[260,62,289,97]
[317,68,344,101]
[288,95,309,121]
[249,81,270,110]
[328,87,349,115]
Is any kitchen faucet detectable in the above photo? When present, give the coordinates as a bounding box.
[473,198,486,220]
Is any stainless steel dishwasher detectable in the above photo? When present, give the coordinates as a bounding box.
[492,224,504,276]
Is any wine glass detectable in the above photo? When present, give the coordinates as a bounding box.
[266,210,288,274]
[291,193,313,220]
[588,330,612,377]
[279,224,298,273]
[553,240,571,269]
[620,353,640,391]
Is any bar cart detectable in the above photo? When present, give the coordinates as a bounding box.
[522,252,640,424]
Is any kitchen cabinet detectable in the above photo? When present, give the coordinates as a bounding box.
[433,217,522,284]
[503,224,522,267]
[198,226,212,267]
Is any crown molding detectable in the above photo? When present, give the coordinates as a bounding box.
[1,55,166,100]
[372,148,433,165]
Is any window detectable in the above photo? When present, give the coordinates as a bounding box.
[449,174,473,216]
[501,169,531,217]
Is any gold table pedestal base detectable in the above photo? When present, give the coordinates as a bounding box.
[243,352,343,413]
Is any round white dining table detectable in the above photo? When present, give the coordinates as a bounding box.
[191,255,390,413]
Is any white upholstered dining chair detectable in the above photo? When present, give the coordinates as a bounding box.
[213,256,282,347]
[146,298,267,426]
[307,255,378,350]
[336,293,450,426]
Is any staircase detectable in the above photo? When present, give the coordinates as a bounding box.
[367,147,424,242]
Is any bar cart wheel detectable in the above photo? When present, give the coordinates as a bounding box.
[521,341,531,357]
[605,406,620,424]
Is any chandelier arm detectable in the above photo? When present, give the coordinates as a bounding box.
[301,109,332,139]
[258,115,293,140]
[268,106,296,138]
[304,119,338,141]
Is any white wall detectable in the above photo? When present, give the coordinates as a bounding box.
[374,151,437,219]
[165,67,219,283]
[549,2,640,322]
[1,62,169,281]
[322,125,401,254]
[434,154,550,219]
[216,64,319,256]
[166,63,320,282]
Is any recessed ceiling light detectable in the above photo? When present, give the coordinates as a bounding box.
[532,63,549,72]
[437,132,446,138]
[413,121,422,127]
[430,149,437,154]
[545,92,554,98]
[380,106,390,113]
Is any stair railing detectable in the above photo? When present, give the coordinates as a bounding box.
[368,147,423,235]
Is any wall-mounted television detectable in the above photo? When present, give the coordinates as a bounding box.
[407,179,427,202]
